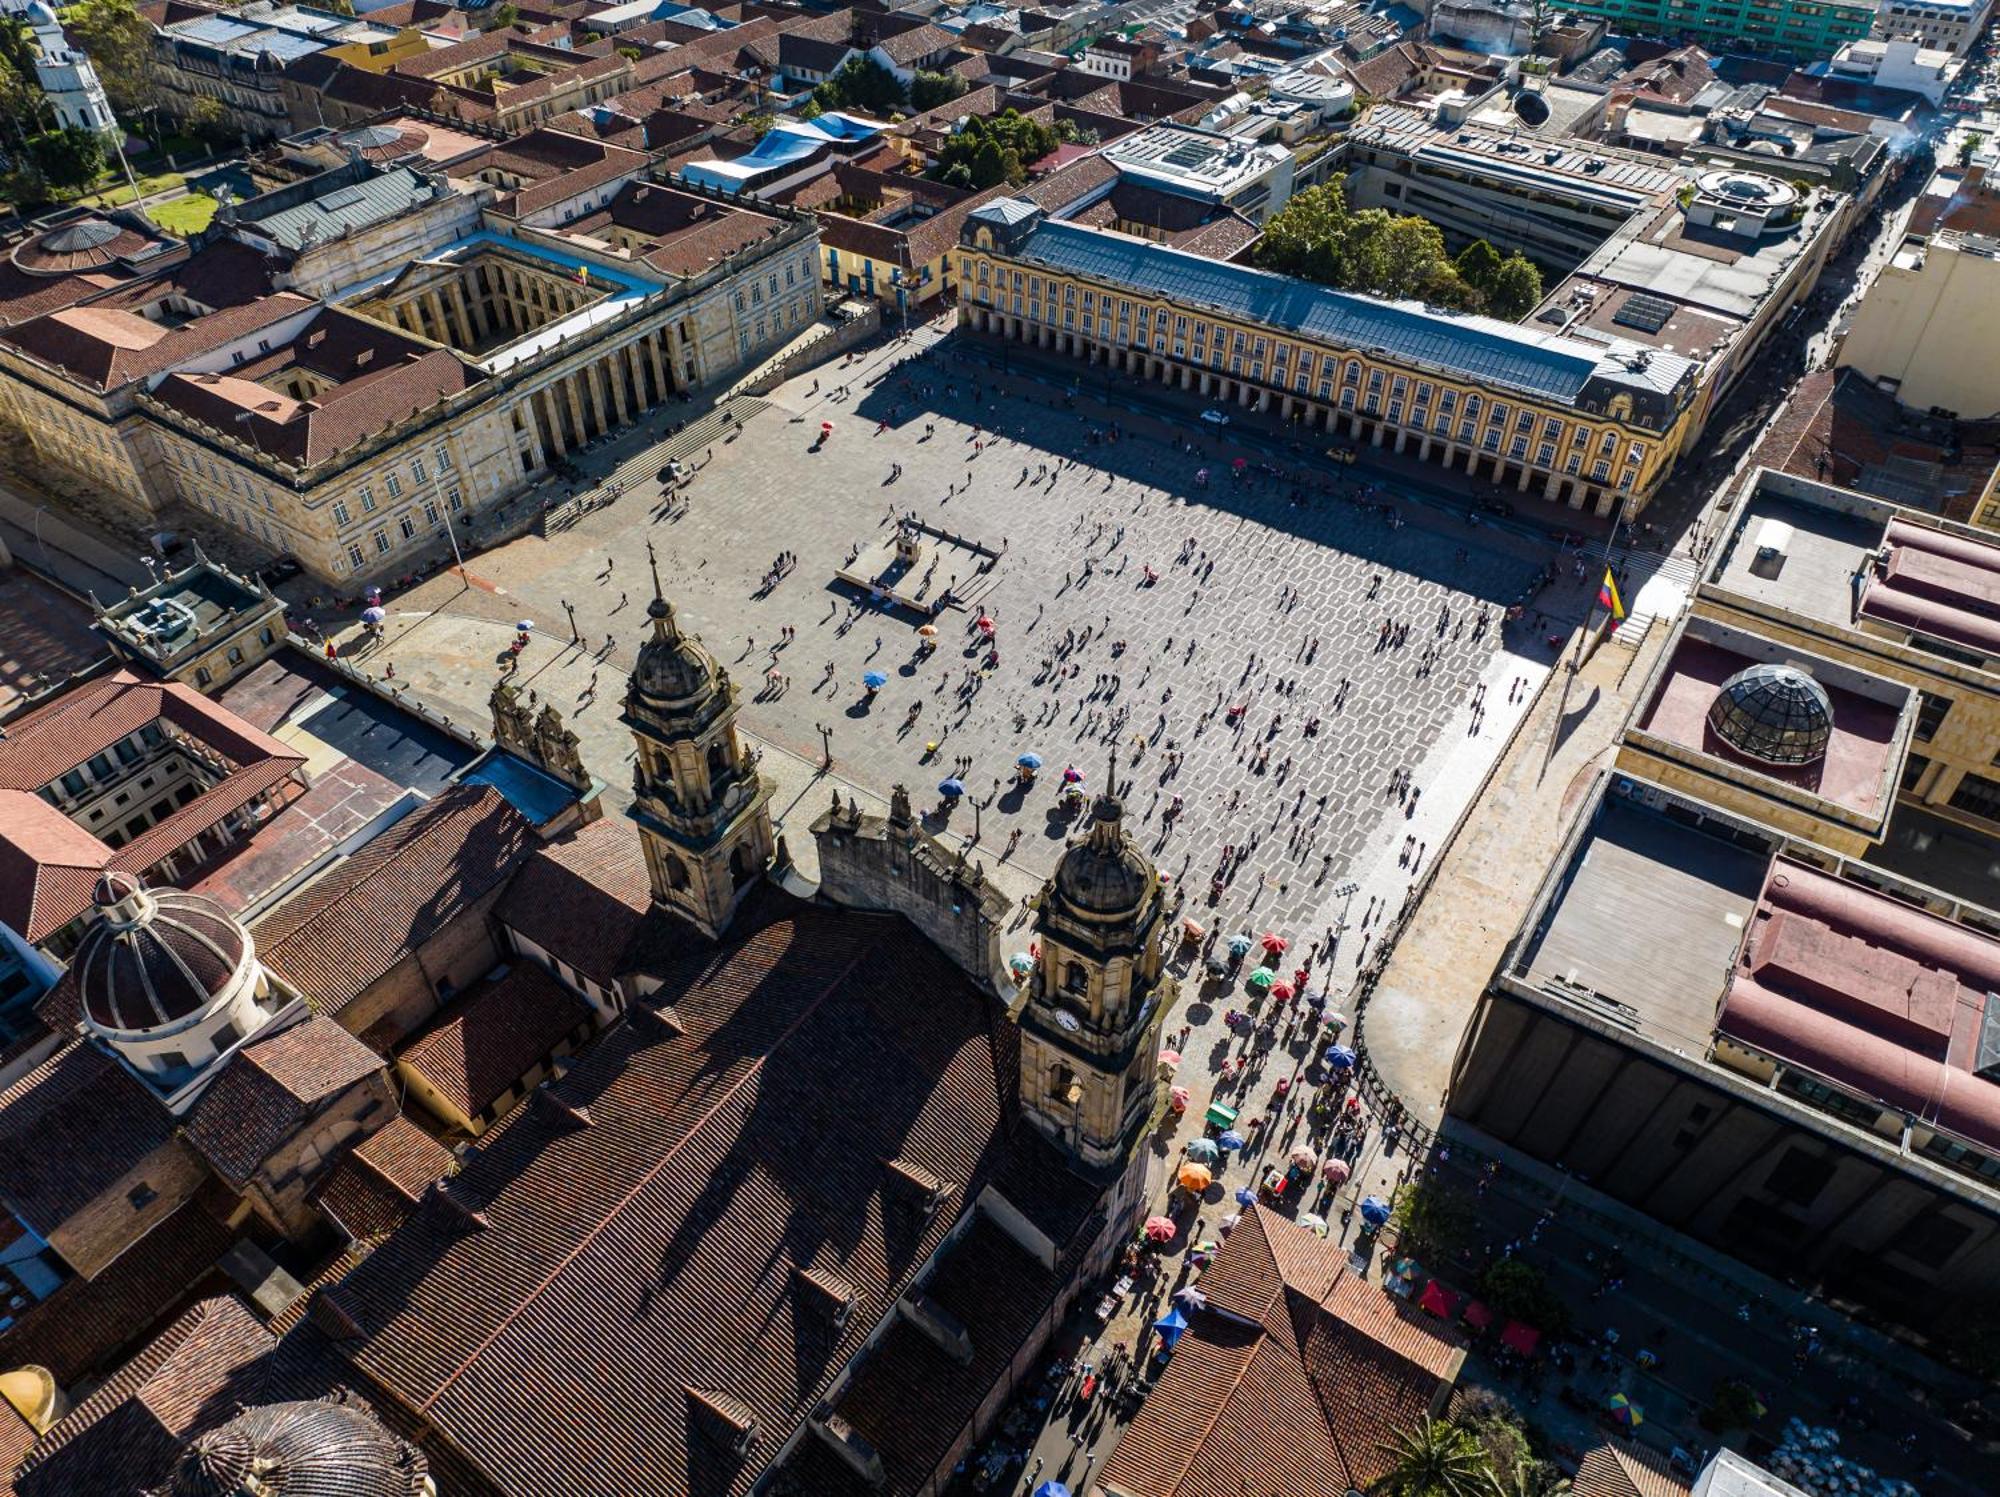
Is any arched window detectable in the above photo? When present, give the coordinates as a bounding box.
[730,843,756,889]
[1064,960,1088,994]
[706,741,730,783]
[664,853,691,892]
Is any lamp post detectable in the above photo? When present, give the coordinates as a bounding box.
[815,722,833,768]
[562,597,578,643]
[30,505,51,574]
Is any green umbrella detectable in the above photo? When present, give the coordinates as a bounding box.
[1246,968,1275,991]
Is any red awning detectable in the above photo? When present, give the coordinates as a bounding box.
[1416,1280,1461,1319]
[1500,1320,1542,1356]
[1462,1299,1493,1331]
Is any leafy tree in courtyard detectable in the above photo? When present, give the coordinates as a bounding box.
[28,126,106,192]
[1378,1417,1500,1497]
[929,109,1054,188]
[183,94,234,149]
[1387,1177,1477,1261]
[1253,183,1474,307]
[61,0,154,114]
[1484,253,1544,320]
[483,1,518,27]
[1454,238,1501,292]
[812,56,906,116]
[909,69,965,111]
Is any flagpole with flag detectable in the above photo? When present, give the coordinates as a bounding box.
[1572,491,1631,668]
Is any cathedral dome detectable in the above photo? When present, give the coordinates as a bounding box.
[1051,782,1152,920]
[163,1398,433,1497]
[74,872,253,1036]
[1706,662,1833,766]
[632,594,716,704]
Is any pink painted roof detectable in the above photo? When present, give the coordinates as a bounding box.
[1719,858,2000,1151]
[1637,636,1900,818]
[1859,519,2000,656]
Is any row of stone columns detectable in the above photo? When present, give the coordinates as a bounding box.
[385,263,608,353]
[521,322,689,464]
[964,306,1620,516]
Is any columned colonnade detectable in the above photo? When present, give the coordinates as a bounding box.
[961,306,1623,516]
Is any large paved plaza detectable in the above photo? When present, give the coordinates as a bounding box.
[352,324,1596,965]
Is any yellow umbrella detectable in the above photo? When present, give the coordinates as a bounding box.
[917,624,938,637]
[1178,1162,1213,1193]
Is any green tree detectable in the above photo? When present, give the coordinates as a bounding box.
[1699,1378,1767,1433]
[1455,238,1502,294]
[796,96,822,121]
[1387,1178,1477,1263]
[484,2,518,28]
[928,109,1054,188]
[812,56,906,116]
[1478,1258,1571,1339]
[61,0,153,114]
[741,111,776,139]
[1378,1418,1500,1497]
[183,94,234,149]
[0,50,47,150]
[1485,253,1544,321]
[1253,182,1470,306]
[909,69,965,111]
[28,126,106,192]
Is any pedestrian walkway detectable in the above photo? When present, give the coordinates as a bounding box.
[0,480,153,596]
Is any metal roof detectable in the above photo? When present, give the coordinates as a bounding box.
[245,167,440,251]
[1004,218,1694,404]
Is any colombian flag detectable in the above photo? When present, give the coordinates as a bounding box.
[576,263,590,285]
[1599,567,1626,622]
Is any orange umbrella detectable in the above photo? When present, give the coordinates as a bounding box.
[1178,1162,1213,1193]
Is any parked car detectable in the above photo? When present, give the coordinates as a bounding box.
[1199,408,1231,426]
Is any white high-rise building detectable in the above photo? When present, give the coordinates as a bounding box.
[7,0,119,137]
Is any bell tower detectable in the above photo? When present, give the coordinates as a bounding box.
[622,545,775,939]
[1018,749,1172,1178]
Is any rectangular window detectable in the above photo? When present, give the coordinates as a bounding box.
[333,501,351,527]
[384,474,402,498]
[447,487,463,511]
[422,501,440,526]
[411,455,427,483]
[373,528,390,555]
[1915,692,1951,743]
[398,514,416,541]
[1764,1146,1835,1208]
[347,544,365,570]
[1948,769,2000,821]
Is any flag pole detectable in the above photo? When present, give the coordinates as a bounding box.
[1573,490,1631,670]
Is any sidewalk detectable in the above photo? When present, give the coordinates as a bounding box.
[0,480,153,597]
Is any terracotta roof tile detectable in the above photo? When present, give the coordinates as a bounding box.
[254,785,537,1020]
[0,1037,180,1233]
[312,1115,456,1243]
[184,1017,385,1185]
[398,962,591,1122]
[495,815,649,985]
[1573,1441,1693,1497]
[325,896,1086,1497]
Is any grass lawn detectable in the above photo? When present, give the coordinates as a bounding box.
[149,192,216,235]
[78,170,185,209]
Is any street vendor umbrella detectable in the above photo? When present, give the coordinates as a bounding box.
[1159,1047,1183,1071]
[1297,1212,1328,1235]
[1007,952,1034,978]
[1181,916,1205,941]
[1017,751,1043,768]
[1289,1146,1319,1170]
[1217,1130,1246,1151]
[1204,956,1228,976]
[515,619,534,632]
[1321,1158,1351,1185]
[1234,1186,1256,1205]
[820,421,834,434]
[360,605,386,624]
[1324,1045,1357,1071]
[1062,765,1083,784]
[1184,1137,1218,1164]
[1227,934,1253,958]
[1032,1483,1072,1497]
[1270,981,1294,1002]
[1177,1162,1213,1193]
[1359,1195,1392,1228]
[1501,1321,1542,1357]
[1173,1285,1207,1310]
[1232,456,1247,469]
[917,623,939,638]
[976,615,996,634]
[1260,932,1288,954]
[1152,1308,1189,1348]
[1143,1216,1177,1243]
[1245,968,1275,992]
[862,670,888,690]
[1606,1393,1642,1428]
[937,777,965,799]
[1169,1085,1191,1111]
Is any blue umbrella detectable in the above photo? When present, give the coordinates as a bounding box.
[1227,934,1253,957]
[862,670,888,690]
[1033,1484,1072,1497]
[1324,1045,1357,1071]
[1017,751,1043,768]
[1007,951,1033,977]
[1152,1307,1189,1348]
[1234,1186,1256,1205]
[938,777,965,798]
[1217,1130,1245,1151]
[360,605,386,624]
[1359,1195,1392,1228]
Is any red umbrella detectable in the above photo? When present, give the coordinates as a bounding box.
[1321,1158,1350,1184]
[1462,1299,1494,1332]
[1143,1216,1177,1243]
[1270,982,1294,1002]
[976,616,995,634]
[1418,1280,1461,1319]
[1500,1321,1542,1356]
[1260,933,1288,955]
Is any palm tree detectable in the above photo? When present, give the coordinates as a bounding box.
[1377,1417,1501,1497]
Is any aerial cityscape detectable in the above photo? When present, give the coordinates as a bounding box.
[0,0,1993,1491]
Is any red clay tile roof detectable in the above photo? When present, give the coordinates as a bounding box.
[495,814,649,986]
[312,1114,455,1243]
[0,672,306,941]
[323,895,1090,1497]
[1572,1442,1693,1497]
[2,276,306,394]
[561,180,785,279]
[1100,1207,1464,1497]
[0,1036,182,1233]
[254,785,537,1019]
[0,1195,233,1387]
[184,1017,386,1185]
[397,961,590,1122]
[9,1293,278,1495]
[867,22,953,66]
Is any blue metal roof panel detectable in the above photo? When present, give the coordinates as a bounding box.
[1012,220,1648,403]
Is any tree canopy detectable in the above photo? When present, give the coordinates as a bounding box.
[909,69,966,111]
[28,126,106,192]
[60,0,152,114]
[1377,1417,1499,1497]
[1253,184,1544,320]
[811,56,905,116]
[928,109,1055,189]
